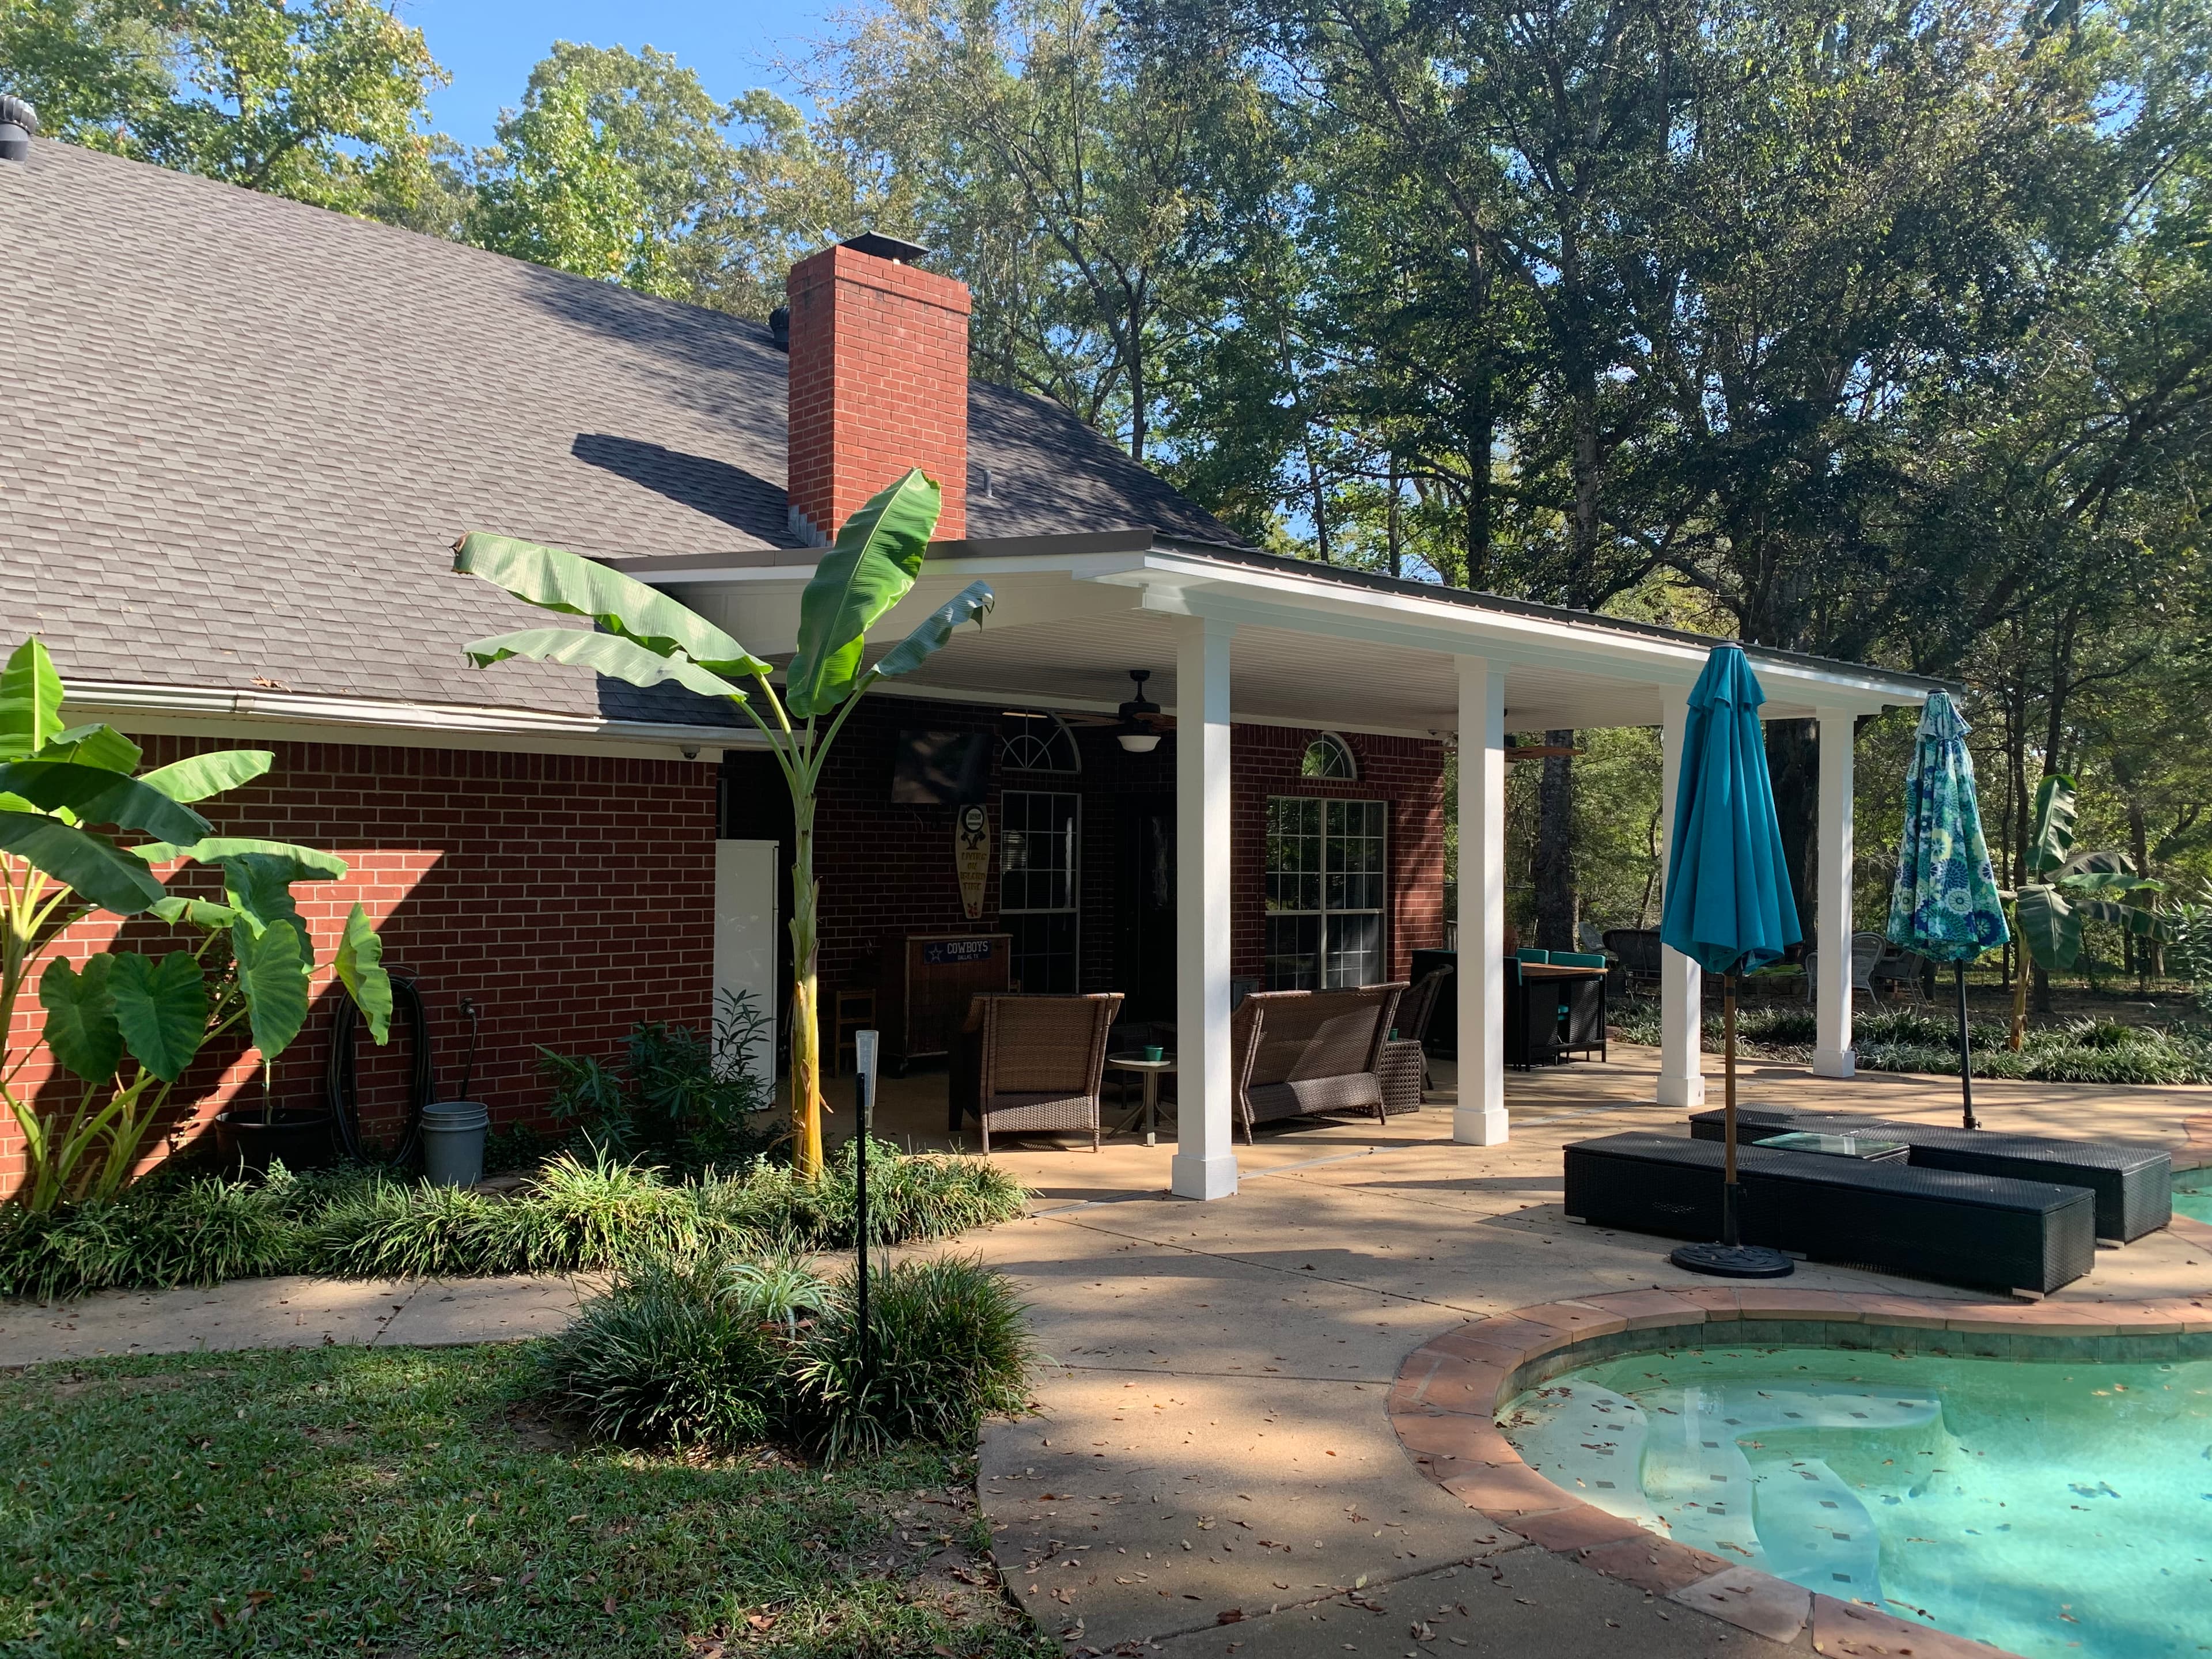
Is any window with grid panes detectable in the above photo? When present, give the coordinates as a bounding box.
[1264,797,1387,989]
[1001,790,1080,993]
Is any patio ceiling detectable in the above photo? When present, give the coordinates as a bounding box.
[638,537,1944,740]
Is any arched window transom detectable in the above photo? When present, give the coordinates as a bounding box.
[1300,732,1357,781]
[1001,714,1081,774]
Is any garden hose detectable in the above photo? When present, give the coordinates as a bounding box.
[327,974,436,1166]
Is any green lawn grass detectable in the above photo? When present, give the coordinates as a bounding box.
[3,1344,1050,1658]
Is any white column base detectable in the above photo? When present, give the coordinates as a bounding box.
[1812,1047,1857,1079]
[1171,1152,1240,1201]
[1656,1073,1708,1108]
[1453,1104,1510,1145]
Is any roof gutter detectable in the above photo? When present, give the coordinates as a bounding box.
[62,681,763,757]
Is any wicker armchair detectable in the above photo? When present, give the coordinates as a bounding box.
[951,993,1123,1153]
[1602,929,1663,998]
[1376,967,1450,1114]
[1230,983,1405,1142]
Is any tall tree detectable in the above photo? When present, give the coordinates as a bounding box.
[0,0,453,225]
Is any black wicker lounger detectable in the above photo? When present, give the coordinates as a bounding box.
[1566,1132,2099,1294]
[1687,1106,2172,1243]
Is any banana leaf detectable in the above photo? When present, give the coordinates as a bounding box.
[0,761,211,844]
[0,639,65,762]
[870,582,995,683]
[0,813,167,912]
[462,628,748,700]
[453,534,770,678]
[785,469,943,718]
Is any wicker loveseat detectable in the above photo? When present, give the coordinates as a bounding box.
[1230,983,1405,1142]
[949,992,1123,1153]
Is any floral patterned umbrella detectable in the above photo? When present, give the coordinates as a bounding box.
[1886,692,2009,1128]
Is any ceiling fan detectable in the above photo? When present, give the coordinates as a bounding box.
[1059,669,1174,752]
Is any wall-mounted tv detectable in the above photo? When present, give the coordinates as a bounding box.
[891,730,989,804]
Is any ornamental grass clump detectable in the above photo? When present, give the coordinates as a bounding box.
[538,1249,828,1448]
[796,1255,1036,1464]
[537,1245,1033,1461]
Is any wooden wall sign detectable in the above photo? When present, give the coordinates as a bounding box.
[955,803,991,921]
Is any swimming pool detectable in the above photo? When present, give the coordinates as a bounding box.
[1501,1344,2212,1659]
[2177,1173,2211,1227]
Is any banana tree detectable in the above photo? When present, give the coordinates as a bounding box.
[0,639,391,1209]
[453,468,990,1176]
[2004,772,2166,1048]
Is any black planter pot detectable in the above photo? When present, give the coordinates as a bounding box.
[214,1109,337,1178]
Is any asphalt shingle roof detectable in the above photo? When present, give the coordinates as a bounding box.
[1,141,1239,724]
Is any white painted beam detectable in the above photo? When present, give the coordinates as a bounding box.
[1656,695,1707,1108]
[1172,615,1240,1200]
[1455,658,1510,1145]
[1813,709,1857,1077]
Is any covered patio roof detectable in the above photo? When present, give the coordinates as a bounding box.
[630,528,1942,1202]
[617,531,1949,740]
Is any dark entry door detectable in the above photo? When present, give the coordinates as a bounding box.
[1115,796,1175,1021]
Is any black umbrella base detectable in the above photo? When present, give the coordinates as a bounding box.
[1669,1241,1796,1278]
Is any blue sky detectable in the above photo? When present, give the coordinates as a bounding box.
[397,0,836,149]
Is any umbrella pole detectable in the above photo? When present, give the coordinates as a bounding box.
[1723,971,1740,1247]
[1956,963,1978,1131]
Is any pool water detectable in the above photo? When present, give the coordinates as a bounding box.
[1501,1345,2212,1659]
[2177,1176,2211,1226]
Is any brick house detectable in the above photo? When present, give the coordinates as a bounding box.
[1,139,1937,1202]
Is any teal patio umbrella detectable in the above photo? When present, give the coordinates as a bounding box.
[1885,692,2009,1131]
[1659,643,1802,1277]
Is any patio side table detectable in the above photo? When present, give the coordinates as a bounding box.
[1105,1053,1176,1146]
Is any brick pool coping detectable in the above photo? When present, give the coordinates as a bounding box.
[1389,1282,2212,1658]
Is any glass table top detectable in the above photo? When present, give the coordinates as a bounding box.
[1753,1130,1911,1161]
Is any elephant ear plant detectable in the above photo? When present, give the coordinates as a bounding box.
[454,468,990,1175]
[2005,773,2167,1047]
[0,638,392,1210]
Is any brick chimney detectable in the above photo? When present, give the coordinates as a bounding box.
[785,233,971,546]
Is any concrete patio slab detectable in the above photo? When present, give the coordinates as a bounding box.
[0,1273,422,1363]
[1145,1547,1777,1659]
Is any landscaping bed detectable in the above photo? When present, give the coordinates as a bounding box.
[1,1342,1050,1657]
[0,1140,1027,1304]
[1612,1002,2212,1084]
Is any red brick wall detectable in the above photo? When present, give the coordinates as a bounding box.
[786,244,971,543]
[0,737,716,1198]
[1228,726,1448,984]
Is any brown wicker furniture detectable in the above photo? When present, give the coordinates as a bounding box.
[1230,983,1404,1141]
[950,992,1123,1153]
[1375,1040,1425,1117]
[882,933,1012,1073]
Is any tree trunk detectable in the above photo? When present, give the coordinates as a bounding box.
[1533,731,1576,949]
[1764,719,1819,946]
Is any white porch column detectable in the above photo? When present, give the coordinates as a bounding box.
[1812,707,1857,1078]
[1656,695,1707,1108]
[1172,614,1238,1200]
[1455,658,1509,1145]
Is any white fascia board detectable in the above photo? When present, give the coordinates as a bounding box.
[1100,556,1927,715]
[64,681,764,761]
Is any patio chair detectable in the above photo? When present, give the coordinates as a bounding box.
[1550,950,1608,1062]
[1230,983,1404,1141]
[1377,967,1450,1113]
[1871,940,1933,1002]
[1601,929,1663,998]
[949,992,1123,1153]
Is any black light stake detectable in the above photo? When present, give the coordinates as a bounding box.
[854,1029,877,1393]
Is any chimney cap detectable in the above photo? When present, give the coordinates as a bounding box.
[839,231,930,265]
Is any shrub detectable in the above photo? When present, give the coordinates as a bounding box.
[692,1141,1029,1249]
[536,1245,1034,1462]
[493,1148,722,1272]
[538,1249,827,1448]
[0,1173,302,1302]
[302,1175,503,1278]
[797,1256,1035,1463]
[539,993,774,1176]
